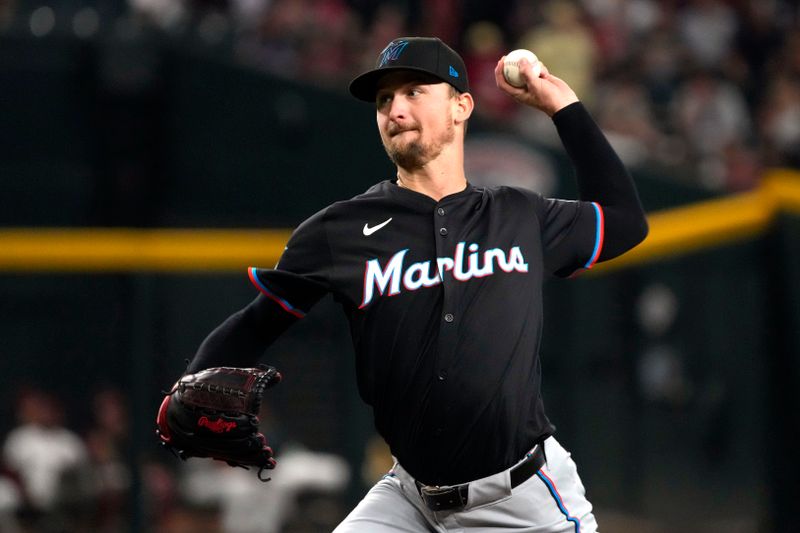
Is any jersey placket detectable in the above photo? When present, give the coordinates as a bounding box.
[429,200,462,447]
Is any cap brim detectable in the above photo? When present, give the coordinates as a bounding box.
[348,67,454,102]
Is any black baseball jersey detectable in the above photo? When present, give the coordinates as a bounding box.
[188,102,648,486]
[248,181,601,486]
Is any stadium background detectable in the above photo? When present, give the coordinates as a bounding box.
[1,0,799,531]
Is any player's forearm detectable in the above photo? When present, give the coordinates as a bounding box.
[552,102,639,205]
[552,102,648,258]
[186,295,297,373]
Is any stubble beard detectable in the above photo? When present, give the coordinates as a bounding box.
[382,115,455,171]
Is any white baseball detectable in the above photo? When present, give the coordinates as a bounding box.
[503,49,541,88]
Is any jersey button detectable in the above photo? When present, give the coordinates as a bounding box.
[444,313,454,322]
[439,227,448,236]
[437,207,445,216]
[438,370,448,381]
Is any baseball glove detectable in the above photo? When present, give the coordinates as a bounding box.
[156,365,282,481]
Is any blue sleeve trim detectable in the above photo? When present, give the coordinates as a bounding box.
[583,202,605,269]
[248,267,306,318]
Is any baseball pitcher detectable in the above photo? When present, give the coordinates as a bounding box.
[157,37,648,532]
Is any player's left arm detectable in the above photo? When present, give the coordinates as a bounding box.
[495,58,649,262]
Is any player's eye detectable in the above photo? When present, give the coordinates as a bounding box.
[376,94,392,107]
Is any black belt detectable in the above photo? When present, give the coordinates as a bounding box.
[416,444,546,512]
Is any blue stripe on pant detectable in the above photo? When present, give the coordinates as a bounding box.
[536,470,581,533]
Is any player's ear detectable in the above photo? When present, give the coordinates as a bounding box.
[453,91,474,124]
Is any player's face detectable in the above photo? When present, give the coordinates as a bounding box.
[375,72,458,170]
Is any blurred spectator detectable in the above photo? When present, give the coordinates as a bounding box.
[593,74,667,168]
[518,0,597,103]
[0,463,23,533]
[504,0,545,45]
[635,25,685,115]
[670,70,752,170]
[235,0,308,77]
[2,387,91,530]
[357,2,408,73]
[129,0,188,30]
[462,21,518,121]
[776,26,800,81]
[141,459,181,531]
[176,406,349,533]
[733,0,787,107]
[620,0,663,38]
[677,0,738,69]
[296,0,362,88]
[237,0,363,86]
[83,387,132,533]
[177,445,349,532]
[582,0,633,72]
[230,0,272,30]
[759,75,800,168]
[417,0,461,48]
[721,141,763,192]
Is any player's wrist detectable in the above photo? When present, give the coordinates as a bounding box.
[545,96,580,117]
[549,99,582,119]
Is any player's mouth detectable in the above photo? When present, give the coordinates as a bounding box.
[387,123,419,137]
[390,129,418,140]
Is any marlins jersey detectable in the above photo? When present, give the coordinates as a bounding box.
[248,180,603,486]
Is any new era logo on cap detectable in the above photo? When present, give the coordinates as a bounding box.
[349,37,470,102]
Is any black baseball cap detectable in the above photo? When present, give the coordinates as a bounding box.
[349,37,470,102]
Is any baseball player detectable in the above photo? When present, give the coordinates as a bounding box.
[170,37,648,531]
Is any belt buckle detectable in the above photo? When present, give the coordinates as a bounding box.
[419,484,468,511]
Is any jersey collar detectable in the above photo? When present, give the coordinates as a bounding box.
[386,179,480,210]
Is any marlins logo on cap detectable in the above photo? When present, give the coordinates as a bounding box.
[349,37,470,102]
[378,40,410,67]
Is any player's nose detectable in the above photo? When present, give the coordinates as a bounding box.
[387,95,410,120]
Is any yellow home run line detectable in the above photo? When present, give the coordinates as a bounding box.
[593,170,800,273]
[0,171,798,273]
[0,228,293,272]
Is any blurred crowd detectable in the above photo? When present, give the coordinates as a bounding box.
[2,0,799,191]
[0,385,353,533]
[0,386,137,532]
[125,0,800,192]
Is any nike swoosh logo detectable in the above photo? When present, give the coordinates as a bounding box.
[363,218,393,236]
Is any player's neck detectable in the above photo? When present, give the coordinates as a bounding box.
[396,169,466,201]
[396,154,466,201]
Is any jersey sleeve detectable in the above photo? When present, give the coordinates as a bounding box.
[529,192,605,278]
[249,208,333,318]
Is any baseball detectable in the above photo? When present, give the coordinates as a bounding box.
[503,49,541,88]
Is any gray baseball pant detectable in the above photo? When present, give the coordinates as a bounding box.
[333,436,598,532]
